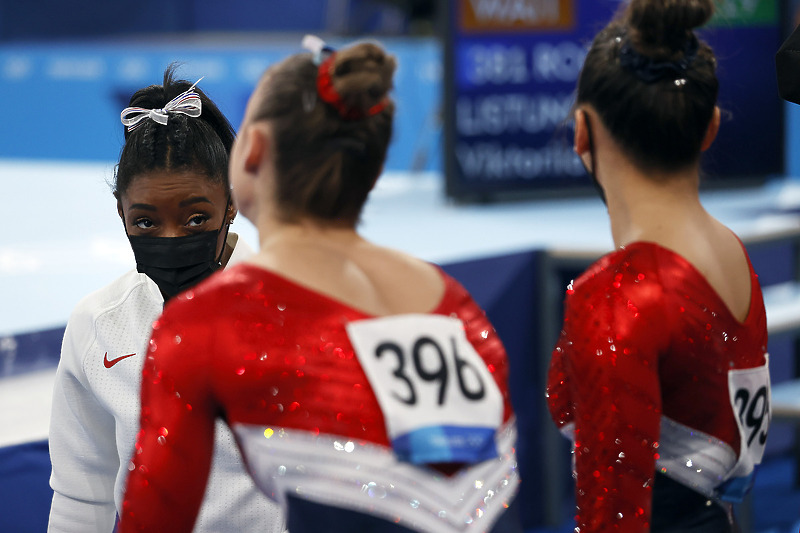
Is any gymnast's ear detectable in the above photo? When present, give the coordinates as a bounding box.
[573,109,590,158]
[239,123,272,174]
[225,197,238,224]
[700,106,721,152]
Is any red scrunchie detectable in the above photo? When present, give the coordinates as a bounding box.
[317,53,387,120]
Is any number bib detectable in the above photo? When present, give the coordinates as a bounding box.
[720,357,771,502]
[346,314,504,465]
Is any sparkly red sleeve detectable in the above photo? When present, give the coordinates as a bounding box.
[550,254,671,532]
[547,324,573,430]
[444,273,514,424]
[119,304,217,533]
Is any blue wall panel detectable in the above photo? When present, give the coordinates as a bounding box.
[0,37,442,172]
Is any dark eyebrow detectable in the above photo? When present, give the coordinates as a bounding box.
[179,196,213,208]
[128,203,157,212]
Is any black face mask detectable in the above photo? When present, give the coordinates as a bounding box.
[776,23,800,105]
[126,207,231,300]
[580,111,607,206]
[128,230,224,300]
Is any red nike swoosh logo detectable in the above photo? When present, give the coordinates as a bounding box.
[103,352,136,368]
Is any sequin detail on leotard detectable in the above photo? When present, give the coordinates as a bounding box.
[546,241,768,532]
[121,264,518,532]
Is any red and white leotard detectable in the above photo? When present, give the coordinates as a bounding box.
[547,241,769,532]
[120,263,518,533]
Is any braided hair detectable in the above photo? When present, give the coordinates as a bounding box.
[113,64,235,198]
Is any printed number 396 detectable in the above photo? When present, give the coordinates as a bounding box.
[375,336,486,406]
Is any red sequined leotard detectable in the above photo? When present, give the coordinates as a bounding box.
[120,263,518,533]
[547,241,769,532]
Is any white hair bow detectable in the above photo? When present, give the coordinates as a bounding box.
[302,34,334,65]
[120,77,204,132]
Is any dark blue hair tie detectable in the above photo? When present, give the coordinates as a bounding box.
[619,36,699,84]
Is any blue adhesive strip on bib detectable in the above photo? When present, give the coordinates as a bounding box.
[718,471,756,503]
[392,426,498,465]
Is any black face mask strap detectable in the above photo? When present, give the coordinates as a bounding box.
[582,111,607,206]
[215,194,233,266]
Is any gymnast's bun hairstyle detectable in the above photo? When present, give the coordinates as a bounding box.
[113,64,235,198]
[577,0,718,173]
[250,41,396,226]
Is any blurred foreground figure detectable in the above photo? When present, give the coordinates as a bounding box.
[120,38,520,533]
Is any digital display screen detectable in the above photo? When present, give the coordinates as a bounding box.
[444,0,784,201]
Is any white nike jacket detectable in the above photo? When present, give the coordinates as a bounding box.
[47,235,285,533]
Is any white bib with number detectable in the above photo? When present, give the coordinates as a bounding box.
[346,314,504,465]
[719,356,770,502]
[727,356,771,477]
